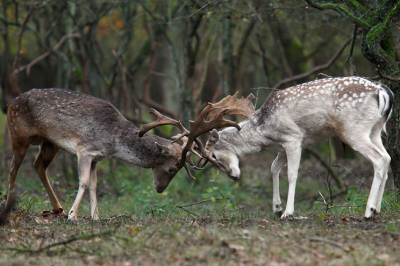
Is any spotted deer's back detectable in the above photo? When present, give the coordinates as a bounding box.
[264,77,383,117]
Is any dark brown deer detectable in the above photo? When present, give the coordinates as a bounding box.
[5,88,254,220]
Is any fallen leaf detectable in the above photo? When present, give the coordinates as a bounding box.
[229,244,245,251]
[34,216,52,224]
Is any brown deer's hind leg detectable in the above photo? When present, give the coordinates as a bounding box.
[6,141,30,212]
[33,143,64,215]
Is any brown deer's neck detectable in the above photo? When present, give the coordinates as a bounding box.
[111,120,176,168]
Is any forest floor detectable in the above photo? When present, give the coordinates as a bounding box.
[0,208,399,265]
[1,151,400,265]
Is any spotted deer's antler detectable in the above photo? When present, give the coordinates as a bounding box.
[139,92,256,179]
[182,92,256,163]
[189,92,256,169]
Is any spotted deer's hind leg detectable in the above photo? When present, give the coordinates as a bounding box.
[340,131,390,218]
[33,143,64,215]
[369,127,391,214]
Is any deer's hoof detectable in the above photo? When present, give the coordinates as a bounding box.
[280,212,294,220]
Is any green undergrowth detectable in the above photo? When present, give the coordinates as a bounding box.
[1,151,399,220]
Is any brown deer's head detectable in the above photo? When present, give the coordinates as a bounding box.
[139,92,256,188]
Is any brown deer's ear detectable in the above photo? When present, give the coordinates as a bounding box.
[209,129,220,145]
[155,142,175,157]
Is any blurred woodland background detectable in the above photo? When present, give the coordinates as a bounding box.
[0,0,399,203]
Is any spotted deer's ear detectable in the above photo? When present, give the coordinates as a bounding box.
[209,129,220,145]
[155,142,175,157]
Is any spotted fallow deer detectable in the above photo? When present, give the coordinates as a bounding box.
[200,77,394,218]
[5,88,254,220]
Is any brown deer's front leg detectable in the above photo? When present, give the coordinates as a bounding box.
[89,161,100,220]
[68,154,93,220]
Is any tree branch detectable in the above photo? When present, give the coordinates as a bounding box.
[10,5,35,95]
[377,65,400,81]
[345,24,358,62]
[304,0,370,29]
[306,148,343,189]
[13,33,81,75]
[273,38,351,89]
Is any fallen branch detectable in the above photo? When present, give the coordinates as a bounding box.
[13,33,81,75]
[0,230,114,253]
[167,181,237,219]
[309,237,351,252]
[168,198,227,218]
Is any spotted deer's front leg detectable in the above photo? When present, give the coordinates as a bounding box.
[68,154,93,220]
[271,152,287,215]
[281,143,302,218]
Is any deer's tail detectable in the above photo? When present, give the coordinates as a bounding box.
[378,84,394,135]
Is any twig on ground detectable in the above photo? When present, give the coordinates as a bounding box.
[168,198,225,218]
[105,214,136,222]
[167,181,237,220]
[309,237,350,252]
[0,230,114,253]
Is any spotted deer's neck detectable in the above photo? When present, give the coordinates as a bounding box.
[217,117,272,158]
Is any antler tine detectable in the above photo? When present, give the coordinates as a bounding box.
[192,157,209,170]
[180,92,256,165]
[139,108,189,137]
[183,163,196,179]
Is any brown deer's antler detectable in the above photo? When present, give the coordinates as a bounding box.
[139,92,256,179]
[139,108,189,137]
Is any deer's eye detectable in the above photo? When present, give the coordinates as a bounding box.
[212,153,217,160]
[168,168,175,174]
